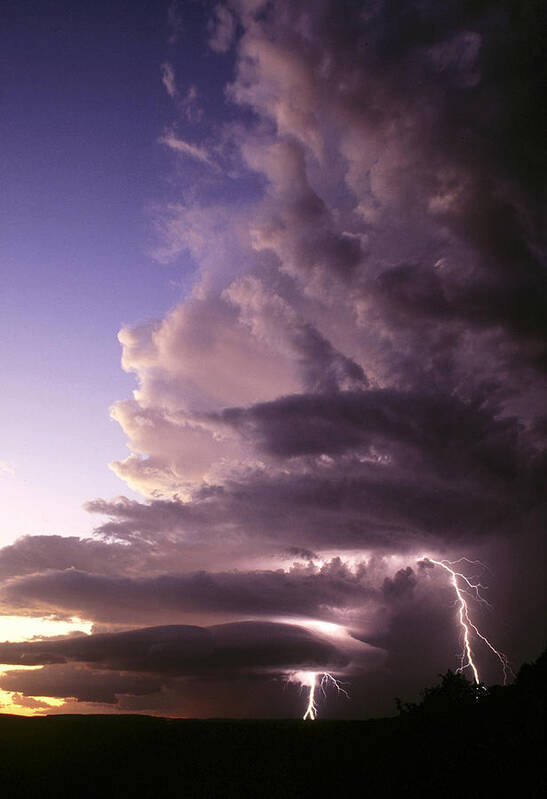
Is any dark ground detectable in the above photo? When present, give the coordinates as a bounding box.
[1,651,545,798]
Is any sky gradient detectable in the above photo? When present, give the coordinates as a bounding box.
[0,0,545,718]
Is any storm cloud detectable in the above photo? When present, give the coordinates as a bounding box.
[1,0,545,717]
[0,561,380,623]
[0,621,384,712]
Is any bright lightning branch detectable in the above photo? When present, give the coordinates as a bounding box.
[421,556,512,685]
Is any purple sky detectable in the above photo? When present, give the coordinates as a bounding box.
[0,0,545,719]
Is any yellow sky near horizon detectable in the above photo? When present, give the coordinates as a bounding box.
[0,615,93,716]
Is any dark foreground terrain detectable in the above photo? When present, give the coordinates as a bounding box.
[1,653,545,798]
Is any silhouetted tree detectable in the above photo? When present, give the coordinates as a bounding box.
[397,670,484,718]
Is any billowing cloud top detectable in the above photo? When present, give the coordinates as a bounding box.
[1,0,545,718]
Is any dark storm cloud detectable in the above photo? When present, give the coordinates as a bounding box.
[92,0,545,718]
[299,0,546,348]
[290,322,369,393]
[285,546,318,561]
[110,0,545,513]
[0,535,141,580]
[382,566,417,601]
[0,559,378,623]
[0,619,386,711]
[214,388,535,473]
[233,0,545,393]
[86,396,544,550]
[0,531,231,583]
[0,621,367,676]
[210,388,545,538]
[1,666,163,705]
[105,0,546,530]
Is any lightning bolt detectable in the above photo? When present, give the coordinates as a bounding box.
[420,556,513,685]
[291,670,350,720]
[303,673,318,721]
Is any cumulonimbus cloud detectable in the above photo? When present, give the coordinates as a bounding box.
[2,0,545,717]
[0,620,383,680]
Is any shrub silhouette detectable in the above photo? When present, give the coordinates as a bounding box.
[397,669,483,717]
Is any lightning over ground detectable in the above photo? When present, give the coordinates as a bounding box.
[290,671,350,721]
[420,557,513,685]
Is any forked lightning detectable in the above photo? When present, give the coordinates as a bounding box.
[420,556,512,684]
[292,671,349,720]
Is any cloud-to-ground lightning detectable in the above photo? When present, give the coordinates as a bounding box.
[420,556,513,685]
[290,670,350,720]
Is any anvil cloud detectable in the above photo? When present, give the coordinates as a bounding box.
[1,0,545,718]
